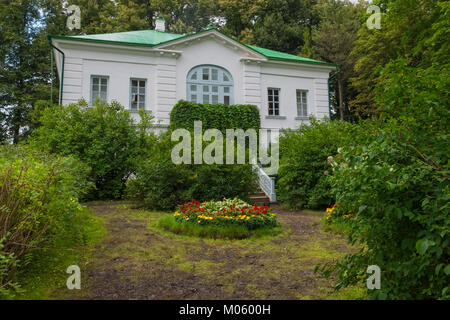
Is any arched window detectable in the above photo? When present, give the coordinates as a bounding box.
[187,65,234,105]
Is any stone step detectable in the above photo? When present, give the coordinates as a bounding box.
[250,195,270,202]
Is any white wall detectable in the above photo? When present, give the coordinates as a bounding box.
[54,36,333,130]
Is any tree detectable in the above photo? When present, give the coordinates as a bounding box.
[348,0,445,118]
[0,0,53,143]
[312,0,364,120]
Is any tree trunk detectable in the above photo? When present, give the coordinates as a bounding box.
[338,77,344,121]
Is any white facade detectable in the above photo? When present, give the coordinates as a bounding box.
[51,29,335,132]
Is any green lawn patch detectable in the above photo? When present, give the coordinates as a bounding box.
[156,214,283,240]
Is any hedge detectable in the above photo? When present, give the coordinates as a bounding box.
[169,100,260,132]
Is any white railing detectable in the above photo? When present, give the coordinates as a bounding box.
[252,163,276,202]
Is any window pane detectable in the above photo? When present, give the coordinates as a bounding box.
[203,86,209,92]
[202,68,209,80]
[93,84,99,92]
[190,84,197,91]
[203,95,209,103]
[139,102,145,110]
[191,94,197,102]
[212,86,218,93]
[139,80,145,87]
[212,69,218,81]
[224,86,229,93]
[132,80,138,87]
[139,87,145,94]
[223,74,229,82]
[191,72,197,80]
[212,95,218,104]
[131,87,137,94]
[101,78,107,86]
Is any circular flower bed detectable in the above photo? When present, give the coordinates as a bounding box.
[156,198,281,239]
[174,198,277,230]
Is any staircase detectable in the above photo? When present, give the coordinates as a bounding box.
[251,163,276,204]
[250,188,271,205]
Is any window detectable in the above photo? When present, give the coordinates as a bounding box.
[187,65,234,105]
[91,75,108,104]
[268,88,280,116]
[130,79,146,110]
[296,90,308,117]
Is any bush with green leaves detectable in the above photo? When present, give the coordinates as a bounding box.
[169,100,260,132]
[277,117,354,209]
[125,131,258,210]
[321,61,449,299]
[29,100,155,199]
[0,145,91,298]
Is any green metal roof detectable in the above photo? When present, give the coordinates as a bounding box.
[245,44,334,66]
[50,28,335,67]
[51,29,184,46]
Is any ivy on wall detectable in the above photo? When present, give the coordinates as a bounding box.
[169,100,260,132]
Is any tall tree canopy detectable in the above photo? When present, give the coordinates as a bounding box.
[0,0,448,142]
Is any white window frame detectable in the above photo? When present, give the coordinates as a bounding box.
[268,88,280,116]
[90,75,109,105]
[296,89,308,118]
[130,78,147,111]
[187,65,234,105]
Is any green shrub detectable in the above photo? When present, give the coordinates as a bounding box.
[29,100,155,199]
[0,145,91,298]
[322,61,450,299]
[126,132,258,210]
[169,100,260,132]
[277,118,353,210]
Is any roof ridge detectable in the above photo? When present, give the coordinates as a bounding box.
[50,27,336,67]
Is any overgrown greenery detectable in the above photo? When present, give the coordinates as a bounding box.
[169,100,260,133]
[321,61,450,300]
[125,131,258,210]
[28,99,155,199]
[277,118,353,210]
[0,145,94,298]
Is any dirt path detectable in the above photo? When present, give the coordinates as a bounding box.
[61,202,363,300]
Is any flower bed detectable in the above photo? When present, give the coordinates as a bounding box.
[174,198,277,230]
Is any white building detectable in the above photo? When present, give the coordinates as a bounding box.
[49,19,337,133]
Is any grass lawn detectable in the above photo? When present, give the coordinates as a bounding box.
[17,201,366,300]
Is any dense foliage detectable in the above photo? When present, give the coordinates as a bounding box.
[169,100,260,133]
[321,62,449,299]
[126,131,258,210]
[29,100,155,199]
[0,145,91,298]
[277,118,353,210]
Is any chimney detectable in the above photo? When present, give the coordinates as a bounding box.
[155,17,165,32]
